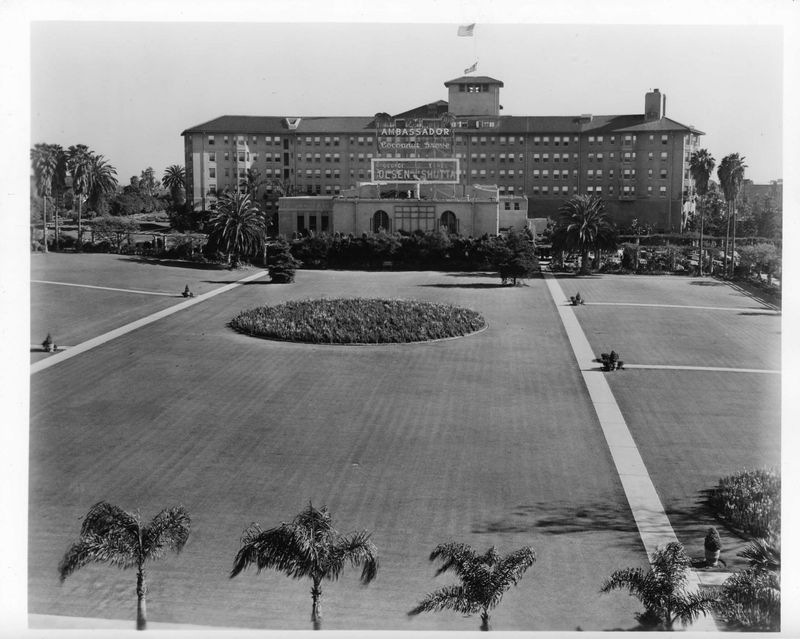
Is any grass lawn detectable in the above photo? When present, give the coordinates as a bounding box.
[28,259,780,631]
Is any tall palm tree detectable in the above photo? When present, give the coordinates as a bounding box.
[30,143,60,252]
[58,501,191,631]
[408,542,536,631]
[206,191,266,266]
[717,153,747,277]
[689,149,716,275]
[601,541,717,630]
[87,154,119,216]
[230,503,379,630]
[551,194,618,275]
[162,165,186,209]
[67,144,93,246]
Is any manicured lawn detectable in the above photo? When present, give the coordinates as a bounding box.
[28,261,780,630]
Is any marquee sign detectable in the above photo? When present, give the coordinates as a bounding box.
[376,115,454,155]
[371,158,459,184]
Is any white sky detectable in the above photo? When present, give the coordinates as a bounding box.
[28,15,785,185]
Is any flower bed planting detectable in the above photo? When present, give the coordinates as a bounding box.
[707,468,780,538]
[230,298,486,344]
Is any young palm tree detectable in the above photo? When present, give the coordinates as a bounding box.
[30,143,60,252]
[717,153,747,277]
[551,194,618,275]
[230,503,379,630]
[206,191,266,266]
[161,165,186,209]
[67,144,93,246]
[87,154,119,216]
[601,541,717,630]
[58,501,191,631]
[716,535,780,631]
[689,149,716,275]
[408,542,536,631]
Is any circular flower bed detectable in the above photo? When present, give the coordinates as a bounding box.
[230,298,486,344]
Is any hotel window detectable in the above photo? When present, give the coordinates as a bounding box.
[608,185,614,194]
[237,136,244,144]
[238,152,245,161]
[224,152,230,161]
[623,135,634,145]
[659,186,667,195]
[209,168,216,178]
[480,136,487,145]
[661,135,669,145]
[499,169,506,177]
[660,169,668,179]
[305,169,312,177]
[334,153,340,162]
[357,153,365,161]
[470,169,478,176]
[305,153,312,162]
[208,135,215,145]
[609,152,615,159]
[533,136,541,145]
[647,185,653,194]
[208,153,216,162]
[648,169,653,178]
[224,168,230,177]
[552,170,559,180]
[562,153,570,162]
[553,154,559,163]
[238,168,246,179]
[573,169,578,178]
[543,154,550,162]
[252,136,257,144]
[561,185,569,194]
[499,136,507,145]
[314,169,321,177]
[325,153,331,162]
[209,185,216,195]
[587,185,594,193]
[471,136,478,144]
[554,136,561,146]
[649,135,654,142]
[479,169,487,176]
[532,186,540,194]
[624,152,636,161]
[595,186,603,194]
[223,136,229,144]
[533,154,540,162]
[587,170,595,179]
[455,136,464,145]
[596,153,603,161]
[563,138,569,147]
[479,153,486,162]
[597,136,604,143]
[314,137,321,145]
[648,152,654,160]
[333,137,340,146]
[251,154,258,162]
[588,136,595,145]
[509,169,515,177]
[489,154,495,162]
[490,137,496,144]
[543,136,550,145]
[543,170,550,178]
[325,169,331,177]
[533,170,540,178]
[305,137,312,145]
[660,151,668,159]
[325,186,332,194]
[471,153,478,162]
[588,153,595,161]
[333,169,341,178]
[357,137,364,144]
[542,186,549,194]
[324,137,331,146]
[596,169,603,178]
[608,169,614,178]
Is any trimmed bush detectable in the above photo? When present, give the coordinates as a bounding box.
[707,468,780,538]
[230,298,486,344]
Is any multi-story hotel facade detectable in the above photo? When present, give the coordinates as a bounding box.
[182,76,704,234]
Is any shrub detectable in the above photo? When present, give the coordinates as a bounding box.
[704,527,722,552]
[230,298,486,344]
[268,239,300,282]
[707,468,780,538]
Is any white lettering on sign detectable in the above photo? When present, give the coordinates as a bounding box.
[379,128,451,136]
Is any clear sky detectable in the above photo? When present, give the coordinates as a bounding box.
[29,17,785,185]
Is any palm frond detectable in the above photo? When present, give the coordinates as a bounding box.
[79,501,139,541]
[333,530,379,584]
[672,589,717,627]
[430,541,476,578]
[142,506,191,560]
[58,533,139,581]
[230,523,310,579]
[408,584,480,617]
[600,567,649,595]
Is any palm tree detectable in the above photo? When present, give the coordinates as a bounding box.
[205,191,266,266]
[30,143,60,252]
[689,149,716,275]
[717,153,747,277]
[86,154,119,217]
[230,503,379,630]
[58,501,191,631]
[551,194,618,275]
[408,542,536,631]
[601,541,717,630]
[716,535,780,631]
[67,144,93,247]
[162,165,186,209]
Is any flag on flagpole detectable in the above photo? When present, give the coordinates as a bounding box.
[457,23,475,37]
[464,62,477,74]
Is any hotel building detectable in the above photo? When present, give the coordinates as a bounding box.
[182,76,704,235]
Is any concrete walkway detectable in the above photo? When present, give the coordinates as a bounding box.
[30,270,267,375]
[543,273,718,631]
[32,279,179,297]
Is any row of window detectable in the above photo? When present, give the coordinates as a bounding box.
[527,185,667,196]
[205,133,681,150]
[207,135,282,146]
